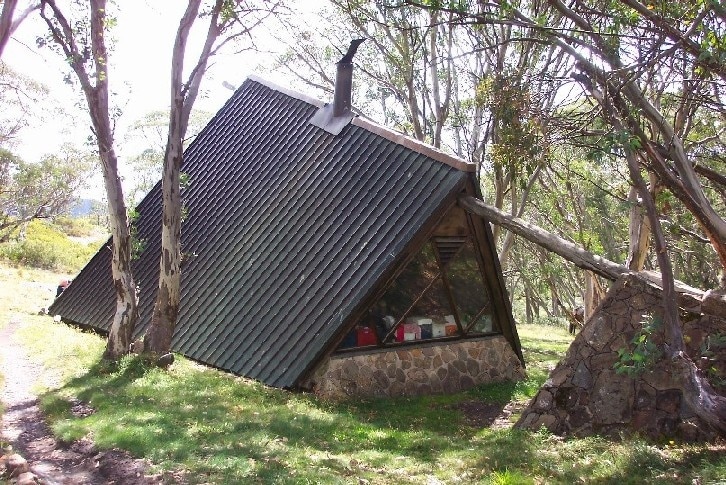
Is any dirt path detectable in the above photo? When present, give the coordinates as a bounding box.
[0,318,156,484]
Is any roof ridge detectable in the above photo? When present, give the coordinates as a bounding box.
[245,74,476,173]
[247,73,326,109]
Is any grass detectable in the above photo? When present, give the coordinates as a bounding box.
[0,264,68,436]
[1,263,725,483]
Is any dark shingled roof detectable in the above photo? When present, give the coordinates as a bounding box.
[50,76,475,388]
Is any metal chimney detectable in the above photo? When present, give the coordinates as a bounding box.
[310,39,366,135]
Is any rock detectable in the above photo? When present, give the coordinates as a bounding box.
[157,353,175,368]
[701,288,726,318]
[534,413,557,430]
[656,389,682,414]
[131,337,144,354]
[571,361,593,389]
[518,274,726,440]
[676,421,701,442]
[547,365,571,387]
[15,471,38,484]
[534,390,553,411]
[5,453,29,476]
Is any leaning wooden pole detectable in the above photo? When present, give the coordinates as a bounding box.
[459,196,631,282]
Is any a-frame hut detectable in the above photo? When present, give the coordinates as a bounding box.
[50,49,524,397]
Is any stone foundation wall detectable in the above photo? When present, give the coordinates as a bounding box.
[516,275,725,441]
[306,336,525,398]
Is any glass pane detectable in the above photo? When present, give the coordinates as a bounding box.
[445,238,497,334]
[400,276,459,341]
[369,241,439,326]
[339,242,442,349]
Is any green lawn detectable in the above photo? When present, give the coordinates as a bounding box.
[2,263,725,484]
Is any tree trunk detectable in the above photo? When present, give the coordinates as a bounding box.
[625,184,652,271]
[525,285,533,324]
[498,163,543,269]
[625,145,726,435]
[0,0,36,59]
[144,0,202,355]
[87,3,137,360]
[0,0,18,58]
[100,135,138,360]
[145,123,182,354]
[583,271,604,321]
[39,0,138,360]
[459,195,632,281]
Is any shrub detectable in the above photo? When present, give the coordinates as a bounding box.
[0,220,103,272]
[53,216,96,238]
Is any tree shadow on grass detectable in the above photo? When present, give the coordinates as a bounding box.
[41,355,543,483]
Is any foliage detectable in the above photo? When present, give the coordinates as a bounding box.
[127,207,146,260]
[614,314,663,376]
[699,332,726,389]
[124,110,212,204]
[52,215,98,238]
[0,61,49,146]
[482,72,548,178]
[0,145,95,242]
[0,219,105,272]
[0,145,92,241]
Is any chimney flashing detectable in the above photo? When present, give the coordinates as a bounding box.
[309,103,355,135]
[310,39,365,135]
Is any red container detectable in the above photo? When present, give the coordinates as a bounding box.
[356,326,377,346]
[395,325,405,342]
[395,323,421,342]
[445,324,458,336]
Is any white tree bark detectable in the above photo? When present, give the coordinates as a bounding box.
[40,0,137,359]
[0,0,38,58]
[459,195,633,281]
[145,0,278,355]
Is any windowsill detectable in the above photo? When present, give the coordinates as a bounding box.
[333,332,502,356]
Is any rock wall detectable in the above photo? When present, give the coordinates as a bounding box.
[307,336,525,398]
[516,275,725,441]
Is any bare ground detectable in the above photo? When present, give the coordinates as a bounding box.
[453,400,526,429]
[0,317,159,484]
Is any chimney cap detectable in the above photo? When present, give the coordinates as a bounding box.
[309,39,366,135]
[338,38,366,64]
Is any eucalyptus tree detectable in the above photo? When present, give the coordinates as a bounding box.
[0,0,38,58]
[277,1,458,149]
[39,0,138,360]
[125,109,212,204]
[144,0,282,357]
[0,61,47,146]
[407,0,726,432]
[0,145,93,241]
[278,1,571,271]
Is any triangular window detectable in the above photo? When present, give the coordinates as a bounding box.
[337,204,498,351]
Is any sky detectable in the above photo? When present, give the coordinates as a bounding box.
[3,1,322,198]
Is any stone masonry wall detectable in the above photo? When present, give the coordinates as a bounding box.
[516,275,725,441]
[307,336,525,398]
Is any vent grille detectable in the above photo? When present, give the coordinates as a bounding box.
[434,236,466,266]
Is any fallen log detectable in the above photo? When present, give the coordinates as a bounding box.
[459,195,631,281]
[459,195,704,311]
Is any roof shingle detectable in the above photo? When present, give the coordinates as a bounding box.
[50,77,470,388]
